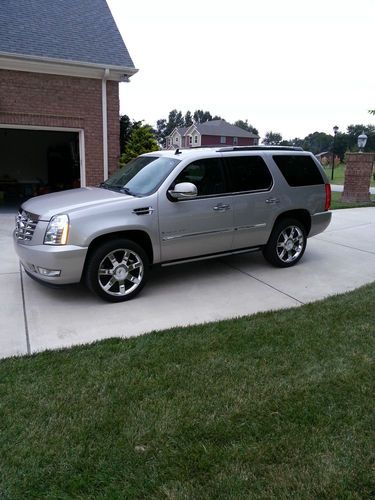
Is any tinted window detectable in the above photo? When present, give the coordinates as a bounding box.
[273,155,324,186]
[173,158,227,196]
[226,156,272,192]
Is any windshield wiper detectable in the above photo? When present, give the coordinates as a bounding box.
[119,187,135,196]
[99,183,136,196]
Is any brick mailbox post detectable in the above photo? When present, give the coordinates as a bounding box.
[341,153,375,203]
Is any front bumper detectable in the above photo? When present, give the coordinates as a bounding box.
[14,237,88,285]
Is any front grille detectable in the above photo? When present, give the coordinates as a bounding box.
[15,210,39,241]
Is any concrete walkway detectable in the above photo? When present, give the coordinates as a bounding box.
[331,184,375,194]
[1,208,375,359]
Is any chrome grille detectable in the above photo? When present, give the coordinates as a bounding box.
[15,210,39,241]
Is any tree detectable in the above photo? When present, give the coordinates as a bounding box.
[302,132,333,155]
[193,110,214,123]
[234,120,258,136]
[156,109,185,147]
[120,115,142,154]
[346,124,375,152]
[156,109,223,147]
[262,131,283,145]
[184,111,193,127]
[120,125,159,164]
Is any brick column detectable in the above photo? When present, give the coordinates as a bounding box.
[341,153,374,203]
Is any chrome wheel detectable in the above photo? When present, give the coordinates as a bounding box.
[98,248,144,297]
[276,225,304,263]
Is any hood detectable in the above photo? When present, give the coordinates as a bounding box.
[22,187,132,221]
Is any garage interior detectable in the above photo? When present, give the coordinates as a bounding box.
[0,128,80,210]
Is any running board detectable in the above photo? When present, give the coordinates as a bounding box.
[161,247,261,267]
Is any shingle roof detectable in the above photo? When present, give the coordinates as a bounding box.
[196,120,259,138]
[0,0,135,69]
[176,127,188,136]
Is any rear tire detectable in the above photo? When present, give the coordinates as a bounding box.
[85,238,149,302]
[263,218,307,268]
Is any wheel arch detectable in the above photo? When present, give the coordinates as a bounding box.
[83,230,154,273]
[272,209,311,236]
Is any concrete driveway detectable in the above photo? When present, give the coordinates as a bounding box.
[1,208,375,359]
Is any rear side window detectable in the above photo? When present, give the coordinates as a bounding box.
[273,155,324,186]
[226,155,272,192]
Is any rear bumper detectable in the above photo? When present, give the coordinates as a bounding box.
[309,211,332,238]
[14,237,88,285]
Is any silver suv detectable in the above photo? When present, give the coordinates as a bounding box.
[14,146,332,302]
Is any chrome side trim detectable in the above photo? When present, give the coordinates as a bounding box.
[235,223,267,231]
[161,247,261,267]
[162,227,233,242]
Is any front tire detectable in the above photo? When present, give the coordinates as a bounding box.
[85,239,149,302]
[263,218,307,268]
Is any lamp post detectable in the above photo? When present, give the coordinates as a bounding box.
[357,131,368,152]
[331,125,339,181]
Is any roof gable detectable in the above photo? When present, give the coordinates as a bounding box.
[196,120,259,138]
[0,0,135,69]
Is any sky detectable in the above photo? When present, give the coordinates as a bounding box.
[107,0,375,141]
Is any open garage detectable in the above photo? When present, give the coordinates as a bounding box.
[0,127,81,209]
[0,0,138,212]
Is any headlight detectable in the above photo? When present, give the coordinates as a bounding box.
[44,215,69,245]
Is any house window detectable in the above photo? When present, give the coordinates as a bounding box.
[175,136,179,143]
[189,136,192,145]
[233,137,238,145]
[194,135,198,144]
[167,138,171,146]
[220,136,226,144]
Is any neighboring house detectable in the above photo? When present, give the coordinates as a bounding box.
[316,152,339,167]
[0,0,137,205]
[165,120,259,149]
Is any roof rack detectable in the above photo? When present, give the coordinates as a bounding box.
[216,146,304,152]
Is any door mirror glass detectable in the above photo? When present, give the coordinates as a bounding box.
[169,182,198,200]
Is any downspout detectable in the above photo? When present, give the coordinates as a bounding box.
[102,68,110,180]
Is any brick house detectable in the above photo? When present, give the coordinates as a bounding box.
[0,0,137,205]
[165,119,259,149]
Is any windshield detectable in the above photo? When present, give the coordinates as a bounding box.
[102,156,181,196]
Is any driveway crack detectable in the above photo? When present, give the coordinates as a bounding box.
[220,260,305,305]
[314,237,375,255]
[19,264,31,355]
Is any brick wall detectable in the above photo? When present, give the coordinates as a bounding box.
[0,69,120,185]
[342,153,375,202]
[200,135,257,147]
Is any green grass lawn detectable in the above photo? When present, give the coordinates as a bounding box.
[324,163,375,187]
[331,191,375,210]
[1,283,375,498]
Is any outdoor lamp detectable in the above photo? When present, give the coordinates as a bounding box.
[331,125,339,181]
[357,131,368,152]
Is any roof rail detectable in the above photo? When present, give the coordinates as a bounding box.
[216,146,304,152]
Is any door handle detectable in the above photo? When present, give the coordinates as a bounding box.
[213,203,230,211]
[265,197,280,204]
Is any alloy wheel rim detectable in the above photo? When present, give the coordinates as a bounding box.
[276,226,304,263]
[98,248,144,296]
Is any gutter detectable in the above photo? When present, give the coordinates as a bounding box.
[0,52,138,81]
[102,69,110,181]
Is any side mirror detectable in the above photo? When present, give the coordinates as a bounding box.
[168,182,198,200]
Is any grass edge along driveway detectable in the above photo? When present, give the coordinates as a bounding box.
[1,282,375,499]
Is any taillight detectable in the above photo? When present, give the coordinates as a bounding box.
[325,183,331,211]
